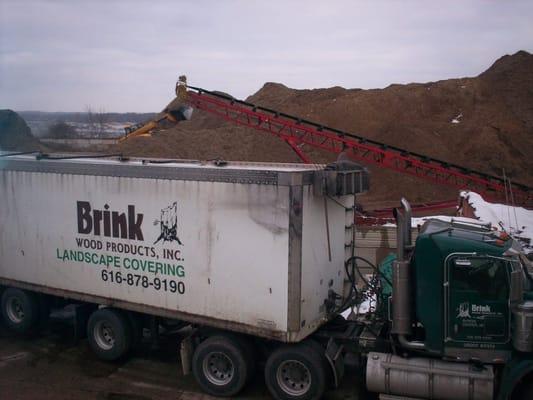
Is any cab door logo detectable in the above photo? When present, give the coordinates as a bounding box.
[457,302,471,318]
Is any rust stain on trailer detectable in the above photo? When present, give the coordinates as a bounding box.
[205,185,215,279]
[247,185,288,235]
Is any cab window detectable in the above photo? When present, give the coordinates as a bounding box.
[450,257,509,301]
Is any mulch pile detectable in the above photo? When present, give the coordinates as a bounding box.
[96,51,533,208]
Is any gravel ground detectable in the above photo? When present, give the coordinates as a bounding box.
[0,316,364,400]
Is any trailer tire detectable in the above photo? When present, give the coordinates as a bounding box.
[302,339,332,387]
[1,288,41,334]
[87,308,132,361]
[192,335,250,397]
[265,342,327,400]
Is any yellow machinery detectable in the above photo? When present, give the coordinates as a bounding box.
[119,75,191,143]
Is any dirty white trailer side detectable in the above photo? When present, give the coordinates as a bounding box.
[0,155,368,343]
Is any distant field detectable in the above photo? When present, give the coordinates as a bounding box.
[17,111,156,138]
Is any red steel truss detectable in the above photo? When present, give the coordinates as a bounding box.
[186,86,532,208]
[370,199,459,217]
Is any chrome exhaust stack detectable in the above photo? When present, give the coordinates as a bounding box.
[400,197,412,247]
[391,198,426,350]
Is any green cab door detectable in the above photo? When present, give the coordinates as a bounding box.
[445,254,512,352]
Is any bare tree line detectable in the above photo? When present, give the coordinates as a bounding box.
[45,106,110,138]
[85,105,109,137]
[43,106,110,138]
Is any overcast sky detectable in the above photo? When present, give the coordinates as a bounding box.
[1,1,532,112]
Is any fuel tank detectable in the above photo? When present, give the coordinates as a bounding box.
[366,352,494,400]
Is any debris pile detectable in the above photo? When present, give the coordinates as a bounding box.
[0,110,41,150]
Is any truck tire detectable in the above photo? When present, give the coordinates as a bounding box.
[303,339,332,387]
[87,308,132,361]
[265,342,327,400]
[1,288,41,334]
[192,334,251,397]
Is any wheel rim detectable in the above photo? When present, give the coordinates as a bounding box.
[276,359,312,396]
[93,320,116,350]
[6,297,25,324]
[202,351,235,386]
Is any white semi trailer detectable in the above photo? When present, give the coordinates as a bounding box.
[3,152,533,400]
[0,153,367,399]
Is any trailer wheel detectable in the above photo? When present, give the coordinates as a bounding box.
[192,335,250,397]
[87,308,132,361]
[265,342,327,400]
[1,288,41,334]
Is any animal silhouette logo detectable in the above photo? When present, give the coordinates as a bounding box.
[154,202,182,245]
[457,302,471,319]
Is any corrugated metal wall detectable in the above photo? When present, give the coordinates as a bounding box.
[354,226,418,273]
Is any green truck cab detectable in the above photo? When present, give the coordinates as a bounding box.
[365,200,533,399]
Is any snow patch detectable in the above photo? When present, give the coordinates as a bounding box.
[451,113,463,124]
[341,297,374,319]
[460,191,533,253]
[380,191,532,254]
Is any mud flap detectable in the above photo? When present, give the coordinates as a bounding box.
[73,303,97,342]
[325,338,345,388]
[180,334,194,375]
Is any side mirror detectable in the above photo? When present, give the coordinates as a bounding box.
[509,261,524,304]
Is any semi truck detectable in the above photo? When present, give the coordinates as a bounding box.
[1,152,533,400]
